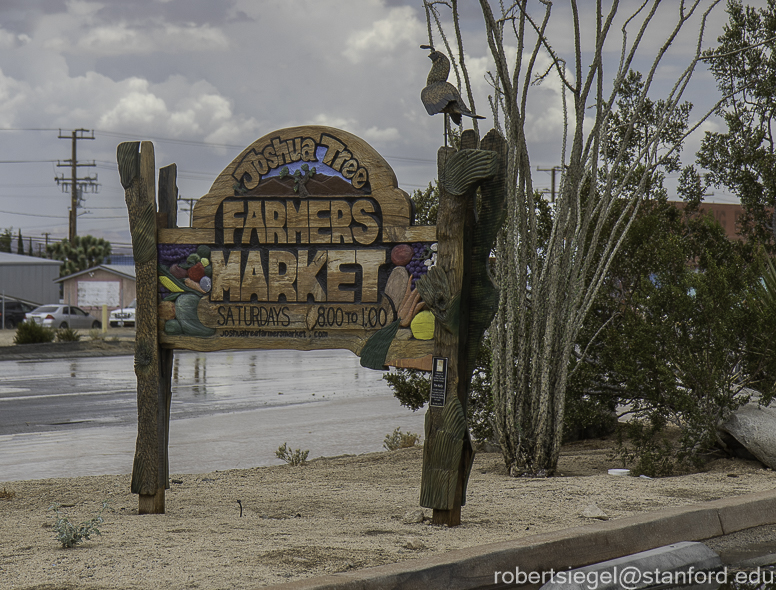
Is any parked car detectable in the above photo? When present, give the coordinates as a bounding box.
[25,305,101,330]
[0,299,36,329]
[109,299,136,327]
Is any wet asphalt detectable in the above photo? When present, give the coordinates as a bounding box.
[0,346,426,482]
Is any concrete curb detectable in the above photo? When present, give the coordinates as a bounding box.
[267,489,776,590]
[538,541,721,590]
[0,339,134,360]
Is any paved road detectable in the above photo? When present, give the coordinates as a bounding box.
[0,349,426,481]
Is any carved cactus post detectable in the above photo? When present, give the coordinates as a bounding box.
[118,141,165,514]
[418,128,507,526]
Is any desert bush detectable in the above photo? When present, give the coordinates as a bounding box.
[0,487,15,500]
[88,328,104,341]
[384,337,496,444]
[383,427,420,451]
[49,502,108,548]
[14,320,55,344]
[276,443,309,466]
[56,327,81,342]
[571,203,776,476]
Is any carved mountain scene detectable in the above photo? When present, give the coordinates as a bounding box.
[245,173,369,197]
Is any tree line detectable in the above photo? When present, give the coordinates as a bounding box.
[0,228,112,277]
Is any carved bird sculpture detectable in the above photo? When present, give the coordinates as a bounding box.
[420,44,484,139]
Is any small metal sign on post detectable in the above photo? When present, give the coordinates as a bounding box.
[429,356,447,407]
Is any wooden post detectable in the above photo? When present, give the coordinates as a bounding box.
[420,133,475,527]
[419,129,507,526]
[118,141,164,514]
[156,163,178,502]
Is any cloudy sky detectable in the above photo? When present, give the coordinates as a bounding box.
[0,0,764,254]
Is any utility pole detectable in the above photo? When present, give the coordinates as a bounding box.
[177,195,198,228]
[537,165,562,202]
[56,129,99,241]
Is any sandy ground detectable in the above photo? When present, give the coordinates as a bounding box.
[2,326,776,589]
[1,440,774,590]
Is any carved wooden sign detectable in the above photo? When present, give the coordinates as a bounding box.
[119,124,507,520]
[155,126,436,370]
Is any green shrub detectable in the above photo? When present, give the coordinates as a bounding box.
[571,204,776,475]
[49,502,108,548]
[276,443,309,466]
[384,338,496,444]
[14,320,55,344]
[56,327,81,342]
[383,427,420,450]
[88,328,104,341]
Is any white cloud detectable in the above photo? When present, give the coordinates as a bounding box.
[312,114,357,130]
[344,6,424,63]
[362,126,400,143]
[45,22,229,56]
[99,84,168,128]
[66,0,104,19]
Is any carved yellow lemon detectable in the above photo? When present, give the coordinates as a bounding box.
[410,310,435,340]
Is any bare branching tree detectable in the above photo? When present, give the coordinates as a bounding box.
[423,0,723,475]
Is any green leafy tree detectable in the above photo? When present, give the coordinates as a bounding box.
[570,202,775,475]
[46,235,112,276]
[410,183,439,226]
[698,0,776,247]
[0,228,12,253]
[603,70,692,201]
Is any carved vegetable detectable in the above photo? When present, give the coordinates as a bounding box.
[184,278,206,294]
[188,262,205,282]
[410,310,435,340]
[174,293,215,337]
[391,244,413,266]
[159,276,184,293]
[169,264,188,279]
[397,275,425,328]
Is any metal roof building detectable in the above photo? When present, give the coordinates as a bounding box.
[54,264,136,312]
[0,252,63,304]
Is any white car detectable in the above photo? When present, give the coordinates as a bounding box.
[109,299,136,327]
[25,305,102,330]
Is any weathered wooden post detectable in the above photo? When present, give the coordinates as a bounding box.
[118,141,166,514]
[418,128,507,526]
[155,162,178,509]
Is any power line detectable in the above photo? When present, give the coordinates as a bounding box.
[55,129,99,241]
[0,159,58,164]
[0,128,59,132]
[91,131,436,163]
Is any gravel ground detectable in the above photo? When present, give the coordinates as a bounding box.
[1,440,774,589]
[2,325,776,589]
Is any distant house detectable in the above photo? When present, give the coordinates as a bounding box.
[669,201,744,240]
[55,264,136,315]
[0,252,63,304]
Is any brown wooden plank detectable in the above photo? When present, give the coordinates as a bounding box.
[384,225,437,243]
[387,354,433,371]
[421,140,470,526]
[121,140,163,513]
[157,163,178,496]
[158,163,178,230]
[158,228,215,244]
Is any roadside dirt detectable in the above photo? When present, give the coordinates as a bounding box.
[2,326,774,588]
[1,440,773,589]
